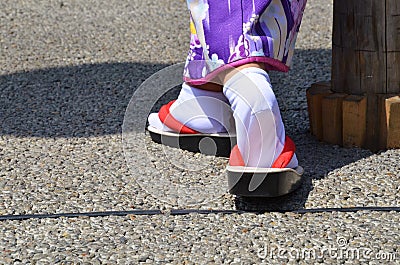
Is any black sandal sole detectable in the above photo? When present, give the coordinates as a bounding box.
[227,166,304,197]
[148,126,236,157]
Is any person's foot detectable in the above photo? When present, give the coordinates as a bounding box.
[147,101,235,157]
[148,112,173,132]
[228,136,298,169]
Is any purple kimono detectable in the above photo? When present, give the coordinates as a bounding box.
[184,0,307,85]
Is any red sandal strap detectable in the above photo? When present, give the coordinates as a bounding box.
[228,145,245,166]
[228,136,296,168]
[271,136,296,168]
[158,100,199,134]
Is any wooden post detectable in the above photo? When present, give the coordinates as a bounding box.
[387,0,400,93]
[321,93,347,145]
[307,0,400,151]
[306,82,332,140]
[385,96,400,148]
[342,95,367,147]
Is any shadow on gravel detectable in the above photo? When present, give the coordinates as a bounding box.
[0,62,170,138]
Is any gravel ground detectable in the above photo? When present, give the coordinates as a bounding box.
[1,0,399,263]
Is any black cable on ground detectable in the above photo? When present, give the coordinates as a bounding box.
[1,207,400,221]
[0,210,162,221]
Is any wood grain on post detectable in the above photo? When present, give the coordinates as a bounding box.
[385,96,400,148]
[342,95,367,147]
[386,0,400,53]
[332,47,361,94]
[332,0,387,95]
[377,94,396,149]
[386,0,400,93]
[306,82,332,140]
[387,53,400,94]
[321,93,347,145]
[364,95,382,151]
[327,0,400,150]
[385,2,400,149]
